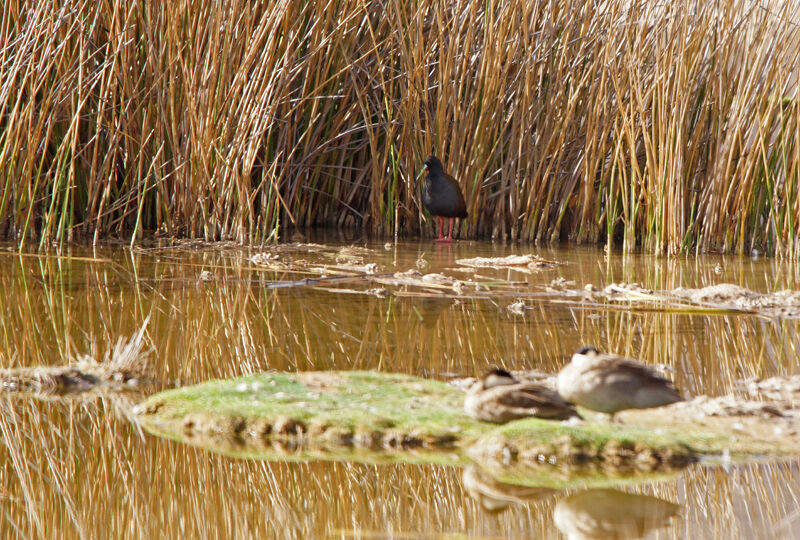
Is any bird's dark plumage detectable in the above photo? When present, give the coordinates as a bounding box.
[422,155,467,242]
[423,156,467,218]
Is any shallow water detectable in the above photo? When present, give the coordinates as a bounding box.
[2,237,800,538]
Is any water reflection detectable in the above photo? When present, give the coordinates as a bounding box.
[462,464,559,513]
[2,240,800,537]
[416,296,455,328]
[553,489,680,539]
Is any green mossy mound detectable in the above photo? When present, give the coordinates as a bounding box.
[135,371,477,446]
[134,371,728,471]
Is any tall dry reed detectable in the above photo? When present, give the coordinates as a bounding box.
[1,0,799,254]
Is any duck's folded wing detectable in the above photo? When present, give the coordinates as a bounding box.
[599,358,681,394]
[496,385,572,408]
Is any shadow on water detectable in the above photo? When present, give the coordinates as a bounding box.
[2,239,800,537]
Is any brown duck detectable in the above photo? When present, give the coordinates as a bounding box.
[557,346,684,420]
[422,155,468,242]
[465,368,580,422]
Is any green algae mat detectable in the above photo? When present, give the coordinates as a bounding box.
[134,370,755,474]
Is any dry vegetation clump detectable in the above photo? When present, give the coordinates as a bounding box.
[1,0,799,254]
[0,324,152,395]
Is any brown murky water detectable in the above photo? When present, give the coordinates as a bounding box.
[1,237,800,538]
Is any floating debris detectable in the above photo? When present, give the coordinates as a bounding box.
[336,246,374,257]
[312,262,379,275]
[456,254,560,270]
[366,287,389,298]
[603,282,655,298]
[250,252,281,265]
[268,242,327,253]
[674,283,752,304]
[508,301,527,315]
[372,270,469,294]
[547,277,577,292]
[237,246,800,320]
[198,270,217,282]
[421,273,458,286]
[395,269,422,279]
[582,283,599,303]
[673,284,800,317]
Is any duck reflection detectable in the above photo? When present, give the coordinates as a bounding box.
[462,465,560,514]
[553,488,680,539]
[416,296,455,328]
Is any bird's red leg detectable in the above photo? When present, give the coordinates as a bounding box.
[435,218,448,242]
[436,218,455,243]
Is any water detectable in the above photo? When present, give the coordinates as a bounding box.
[1,238,800,538]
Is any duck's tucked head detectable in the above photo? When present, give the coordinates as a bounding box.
[424,155,443,173]
[571,346,599,366]
[481,368,518,389]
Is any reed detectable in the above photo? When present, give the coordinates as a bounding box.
[2,0,799,253]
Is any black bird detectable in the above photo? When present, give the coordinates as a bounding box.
[422,155,468,242]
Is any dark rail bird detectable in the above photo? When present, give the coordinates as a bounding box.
[422,155,468,242]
